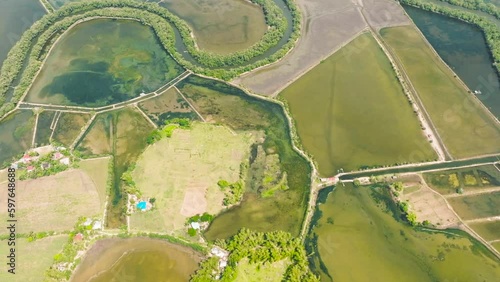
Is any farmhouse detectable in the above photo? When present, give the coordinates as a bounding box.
[60,157,71,165]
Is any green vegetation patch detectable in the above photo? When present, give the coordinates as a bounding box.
[448,191,500,220]
[79,157,111,209]
[138,88,198,126]
[35,111,56,147]
[0,235,67,281]
[52,112,90,147]
[0,110,35,167]
[381,25,500,158]
[306,183,500,281]
[281,32,435,176]
[177,75,311,240]
[469,221,500,241]
[234,258,291,282]
[75,113,113,157]
[424,165,500,194]
[130,122,254,234]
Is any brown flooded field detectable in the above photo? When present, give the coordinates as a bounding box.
[52,113,91,147]
[71,237,202,282]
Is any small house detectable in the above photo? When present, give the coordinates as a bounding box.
[41,162,50,170]
[92,220,102,230]
[60,157,70,165]
[190,222,200,230]
[83,218,93,226]
[10,163,18,170]
[22,154,32,164]
[53,152,63,160]
[26,166,35,172]
[73,233,83,242]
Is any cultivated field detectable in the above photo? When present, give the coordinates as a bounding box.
[0,235,67,282]
[52,112,91,147]
[381,26,500,158]
[79,157,111,208]
[76,114,112,156]
[138,87,197,126]
[424,165,500,195]
[0,163,105,234]
[400,178,460,227]
[469,221,500,241]
[235,258,290,282]
[233,0,410,96]
[447,192,500,220]
[130,123,255,233]
[281,33,435,176]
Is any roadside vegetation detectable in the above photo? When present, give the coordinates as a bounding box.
[381,25,500,158]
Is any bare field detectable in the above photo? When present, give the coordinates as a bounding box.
[233,0,410,96]
[0,235,67,282]
[130,123,255,233]
[0,169,101,234]
[401,178,460,227]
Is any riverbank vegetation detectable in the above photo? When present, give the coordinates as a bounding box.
[191,228,319,281]
[381,25,500,158]
[435,0,500,19]
[0,0,301,119]
[281,33,436,176]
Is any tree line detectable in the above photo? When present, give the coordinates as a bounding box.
[436,0,500,19]
[0,0,303,119]
[191,228,319,282]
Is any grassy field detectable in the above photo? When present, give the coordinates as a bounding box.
[448,192,500,220]
[52,113,91,147]
[235,258,290,282]
[281,32,435,176]
[79,157,111,208]
[493,242,500,253]
[423,165,500,195]
[130,122,254,233]
[0,110,35,165]
[0,166,103,234]
[308,184,500,281]
[0,235,67,282]
[469,221,500,241]
[138,87,198,126]
[76,114,112,156]
[381,26,500,158]
[177,76,310,240]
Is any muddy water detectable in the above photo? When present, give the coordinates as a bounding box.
[71,237,202,282]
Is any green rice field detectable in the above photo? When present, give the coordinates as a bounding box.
[381,26,500,158]
[469,221,500,241]
[307,184,500,281]
[447,192,500,220]
[281,32,435,176]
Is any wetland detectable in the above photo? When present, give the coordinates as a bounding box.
[405,5,500,119]
[307,183,500,281]
[25,19,183,107]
